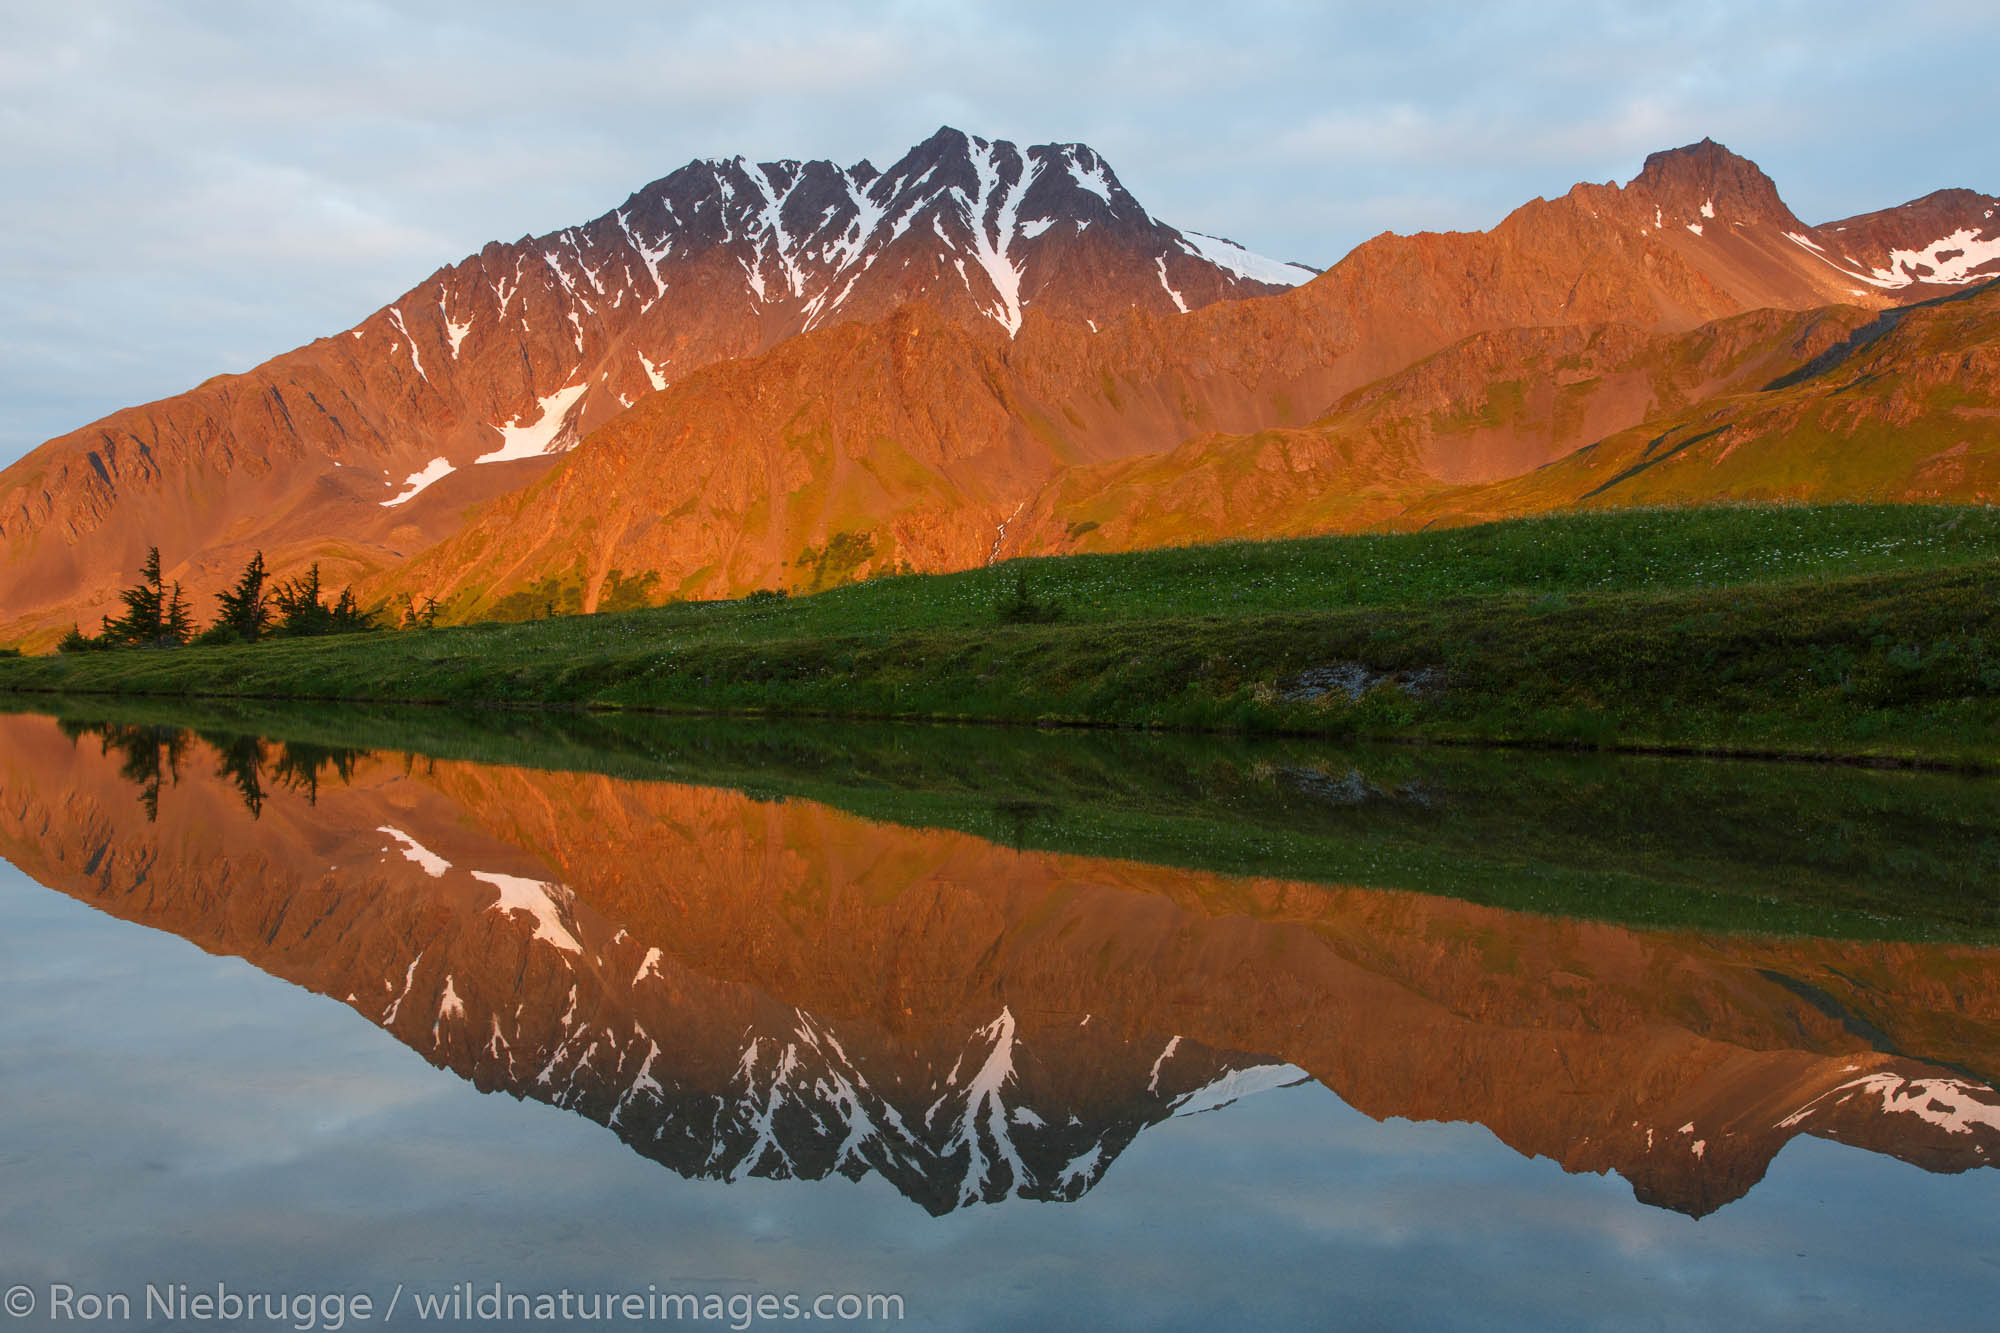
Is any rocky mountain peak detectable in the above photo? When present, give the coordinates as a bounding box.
[598,129,1312,340]
[1629,137,1801,230]
[14,128,1985,652]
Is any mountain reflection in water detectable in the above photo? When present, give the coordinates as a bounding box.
[3,711,1998,1221]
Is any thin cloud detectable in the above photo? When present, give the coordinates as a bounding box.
[1,0,1994,463]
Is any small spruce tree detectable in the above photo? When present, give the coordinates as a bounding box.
[57,623,104,653]
[267,564,377,636]
[325,585,376,634]
[400,595,440,630]
[273,563,330,636]
[163,582,194,645]
[101,546,168,646]
[207,552,272,643]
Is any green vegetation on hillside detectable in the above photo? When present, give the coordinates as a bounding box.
[6,505,1999,766]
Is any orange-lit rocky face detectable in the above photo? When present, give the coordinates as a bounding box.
[9,132,1997,649]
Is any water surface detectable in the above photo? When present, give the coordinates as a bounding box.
[1,709,1997,1328]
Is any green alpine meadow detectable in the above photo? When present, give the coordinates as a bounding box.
[7,503,1997,768]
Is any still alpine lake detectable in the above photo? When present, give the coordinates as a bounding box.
[1,705,1997,1330]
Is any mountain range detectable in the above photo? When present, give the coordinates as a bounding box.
[5,713,1997,1218]
[2,130,1996,644]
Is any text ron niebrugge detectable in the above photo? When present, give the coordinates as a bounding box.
[2,1281,907,1329]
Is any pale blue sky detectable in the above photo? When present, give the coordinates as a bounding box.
[3,0,1995,467]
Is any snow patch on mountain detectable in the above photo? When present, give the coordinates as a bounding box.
[637,351,668,392]
[798,170,891,331]
[741,160,808,301]
[540,242,598,315]
[381,950,424,1026]
[960,141,1040,337]
[1175,231,1317,287]
[1061,1140,1105,1189]
[794,1009,914,1171]
[380,456,455,507]
[470,870,584,954]
[379,826,450,877]
[1146,1035,1182,1092]
[1858,228,2000,288]
[730,1037,803,1178]
[1063,147,1118,206]
[386,308,429,385]
[433,975,466,1042]
[611,1040,666,1129]
[1784,225,2000,290]
[1155,257,1190,314]
[440,295,472,357]
[1171,1063,1313,1117]
[615,209,671,307]
[1779,1073,2000,1136]
[941,1007,1030,1204]
[477,382,589,464]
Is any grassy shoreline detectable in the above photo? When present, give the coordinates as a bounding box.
[5,505,1998,767]
[3,681,1991,774]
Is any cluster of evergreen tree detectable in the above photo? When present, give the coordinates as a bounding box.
[401,595,441,630]
[59,549,382,652]
[266,562,375,639]
[59,548,195,649]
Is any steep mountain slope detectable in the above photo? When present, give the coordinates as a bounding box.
[1000,303,1881,556]
[4,136,1992,639]
[4,713,1998,1218]
[374,140,2000,617]
[373,306,1034,616]
[0,129,1309,648]
[1398,278,2000,525]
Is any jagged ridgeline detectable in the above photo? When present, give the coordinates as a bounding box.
[1,131,1993,647]
[0,128,1311,647]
